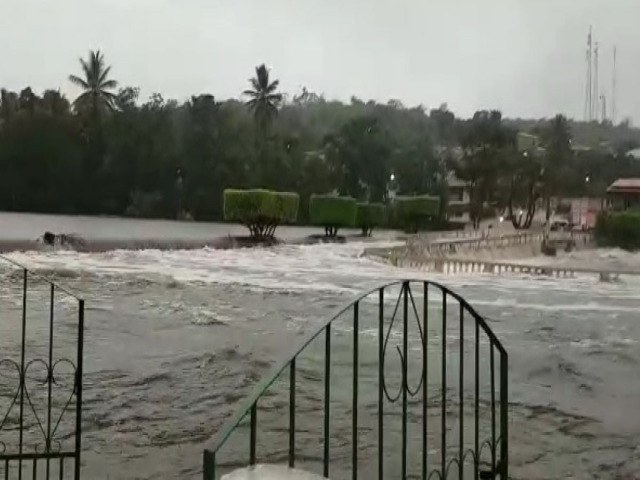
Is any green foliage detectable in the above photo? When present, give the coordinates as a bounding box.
[224,189,299,238]
[393,195,440,233]
[5,56,640,225]
[356,202,386,236]
[323,116,393,202]
[595,211,640,250]
[309,195,357,236]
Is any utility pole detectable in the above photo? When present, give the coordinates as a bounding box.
[600,94,607,123]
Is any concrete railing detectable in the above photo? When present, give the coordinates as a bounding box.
[405,231,592,258]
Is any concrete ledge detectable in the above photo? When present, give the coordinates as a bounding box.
[222,464,327,480]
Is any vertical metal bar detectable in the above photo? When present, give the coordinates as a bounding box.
[352,301,359,480]
[19,269,27,480]
[458,304,465,480]
[474,321,480,479]
[441,291,447,473]
[500,352,509,480]
[250,403,257,465]
[401,283,408,480]
[59,457,64,480]
[490,344,496,476]
[323,323,331,478]
[422,283,428,480]
[4,459,8,480]
[289,359,296,468]
[74,299,85,480]
[203,450,216,480]
[46,284,55,479]
[378,288,384,480]
[31,458,36,480]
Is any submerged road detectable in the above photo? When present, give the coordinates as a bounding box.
[0,241,639,478]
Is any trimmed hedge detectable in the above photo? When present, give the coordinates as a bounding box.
[595,210,640,250]
[224,189,299,239]
[309,195,357,237]
[393,195,440,233]
[356,203,386,236]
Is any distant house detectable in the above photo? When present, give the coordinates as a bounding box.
[516,132,546,156]
[626,148,640,160]
[606,178,640,210]
[446,174,470,224]
[516,132,540,152]
[568,197,603,229]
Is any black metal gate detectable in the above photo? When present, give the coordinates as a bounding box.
[204,280,508,479]
[0,256,84,480]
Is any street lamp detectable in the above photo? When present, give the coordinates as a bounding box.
[387,173,397,201]
[176,168,184,219]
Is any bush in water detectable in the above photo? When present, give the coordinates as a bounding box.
[393,195,440,233]
[355,202,386,236]
[223,189,299,239]
[595,210,640,250]
[309,194,357,237]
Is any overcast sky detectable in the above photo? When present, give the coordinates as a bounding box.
[1,0,639,122]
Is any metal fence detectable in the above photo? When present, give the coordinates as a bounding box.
[203,280,508,479]
[0,255,84,480]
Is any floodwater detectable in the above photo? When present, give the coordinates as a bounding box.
[0,211,371,244]
[1,219,640,478]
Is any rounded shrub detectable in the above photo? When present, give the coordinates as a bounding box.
[393,195,440,233]
[224,189,299,239]
[309,194,357,237]
[356,202,386,237]
[595,210,640,250]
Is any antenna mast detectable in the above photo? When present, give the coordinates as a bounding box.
[612,46,617,125]
[584,27,593,121]
[592,42,599,121]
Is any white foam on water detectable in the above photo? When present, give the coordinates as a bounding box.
[5,242,640,314]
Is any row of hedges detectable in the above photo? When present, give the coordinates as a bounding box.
[595,210,640,250]
[223,189,441,239]
[308,195,387,237]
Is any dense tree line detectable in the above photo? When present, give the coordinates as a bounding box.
[2,50,640,225]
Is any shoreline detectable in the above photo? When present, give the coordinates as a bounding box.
[0,211,404,253]
[364,231,599,270]
[0,233,395,254]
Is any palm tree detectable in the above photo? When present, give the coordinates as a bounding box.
[243,64,282,132]
[68,50,117,119]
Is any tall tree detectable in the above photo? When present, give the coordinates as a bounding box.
[324,116,393,202]
[243,64,282,133]
[454,110,513,229]
[68,50,117,119]
[41,90,71,116]
[540,114,572,223]
[68,50,118,212]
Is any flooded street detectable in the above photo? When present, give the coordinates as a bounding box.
[1,242,640,479]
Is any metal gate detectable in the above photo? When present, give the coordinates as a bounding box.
[204,279,508,479]
[0,256,84,480]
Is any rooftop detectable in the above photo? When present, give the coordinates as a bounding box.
[607,178,640,194]
[626,147,640,160]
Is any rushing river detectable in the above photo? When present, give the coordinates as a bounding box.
[1,242,640,479]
